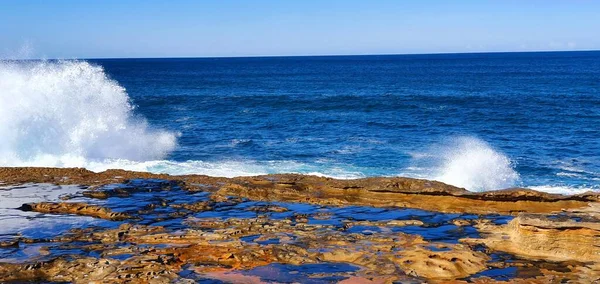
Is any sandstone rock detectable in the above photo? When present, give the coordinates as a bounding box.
[452,219,474,226]
[396,244,490,280]
[247,204,289,213]
[3,167,600,283]
[0,257,173,284]
[171,201,214,212]
[19,202,132,221]
[463,213,600,262]
[1,167,595,214]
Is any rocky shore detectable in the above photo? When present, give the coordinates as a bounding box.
[1,167,599,283]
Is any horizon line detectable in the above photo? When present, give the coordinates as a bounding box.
[75,49,600,61]
[7,49,600,61]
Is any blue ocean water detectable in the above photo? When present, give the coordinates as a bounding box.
[1,51,599,193]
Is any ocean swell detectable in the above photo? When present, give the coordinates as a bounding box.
[0,60,587,195]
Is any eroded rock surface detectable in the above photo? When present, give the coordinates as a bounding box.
[19,202,132,221]
[1,167,596,214]
[1,167,599,283]
[397,244,489,279]
[463,213,600,263]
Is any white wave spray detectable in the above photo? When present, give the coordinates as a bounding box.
[0,61,578,194]
[406,136,520,191]
[0,60,177,167]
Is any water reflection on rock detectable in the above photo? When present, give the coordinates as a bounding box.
[0,177,598,282]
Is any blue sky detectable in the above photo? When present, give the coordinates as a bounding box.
[1,0,599,59]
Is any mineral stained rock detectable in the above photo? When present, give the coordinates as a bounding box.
[463,213,600,263]
[1,167,600,283]
[1,167,597,214]
[19,202,132,221]
[461,212,600,283]
[397,244,489,279]
[0,256,176,283]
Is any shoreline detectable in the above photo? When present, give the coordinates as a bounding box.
[1,167,598,214]
[1,166,600,282]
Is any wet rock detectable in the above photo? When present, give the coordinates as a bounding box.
[82,189,126,199]
[212,175,595,215]
[1,167,595,214]
[452,218,474,226]
[3,167,600,282]
[247,204,289,213]
[19,202,132,221]
[463,213,600,262]
[563,203,600,222]
[344,219,424,228]
[171,201,214,212]
[388,219,424,226]
[292,213,309,223]
[0,239,19,248]
[311,211,333,220]
[396,244,489,280]
[0,255,177,283]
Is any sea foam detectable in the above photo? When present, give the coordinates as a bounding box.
[407,136,521,191]
[0,60,580,195]
[0,60,177,167]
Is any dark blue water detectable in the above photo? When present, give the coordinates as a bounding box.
[83,51,599,193]
[2,52,597,193]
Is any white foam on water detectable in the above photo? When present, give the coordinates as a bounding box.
[405,136,521,192]
[0,60,366,180]
[527,185,599,195]
[81,159,367,179]
[0,60,592,195]
[0,60,177,167]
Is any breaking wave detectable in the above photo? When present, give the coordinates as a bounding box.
[0,60,177,167]
[0,60,589,195]
[405,136,521,191]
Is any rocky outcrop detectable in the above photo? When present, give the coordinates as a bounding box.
[459,209,600,282]
[170,201,214,212]
[1,167,597,215]
[463,213,600,263]
[0,215,489,282]
[2,167,600,282]
[19,202,132,221]
[397,244,489,279]
[0,256,176,283]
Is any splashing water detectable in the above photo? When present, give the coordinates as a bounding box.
[0,60,580,195]
[0,61,522,191]
[0,60,177,167]
[408,137,520,191]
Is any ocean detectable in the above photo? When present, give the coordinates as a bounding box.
[1,51,599,193]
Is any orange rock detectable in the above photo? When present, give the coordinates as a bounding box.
[395,244,490,280]
[463,213,600,263]
[19,202,131,221]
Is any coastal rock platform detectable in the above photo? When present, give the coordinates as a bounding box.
[1,167,599,283]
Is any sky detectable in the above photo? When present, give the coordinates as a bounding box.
[1,0,599,59]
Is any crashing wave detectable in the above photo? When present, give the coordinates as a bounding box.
[0,60,177,167]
